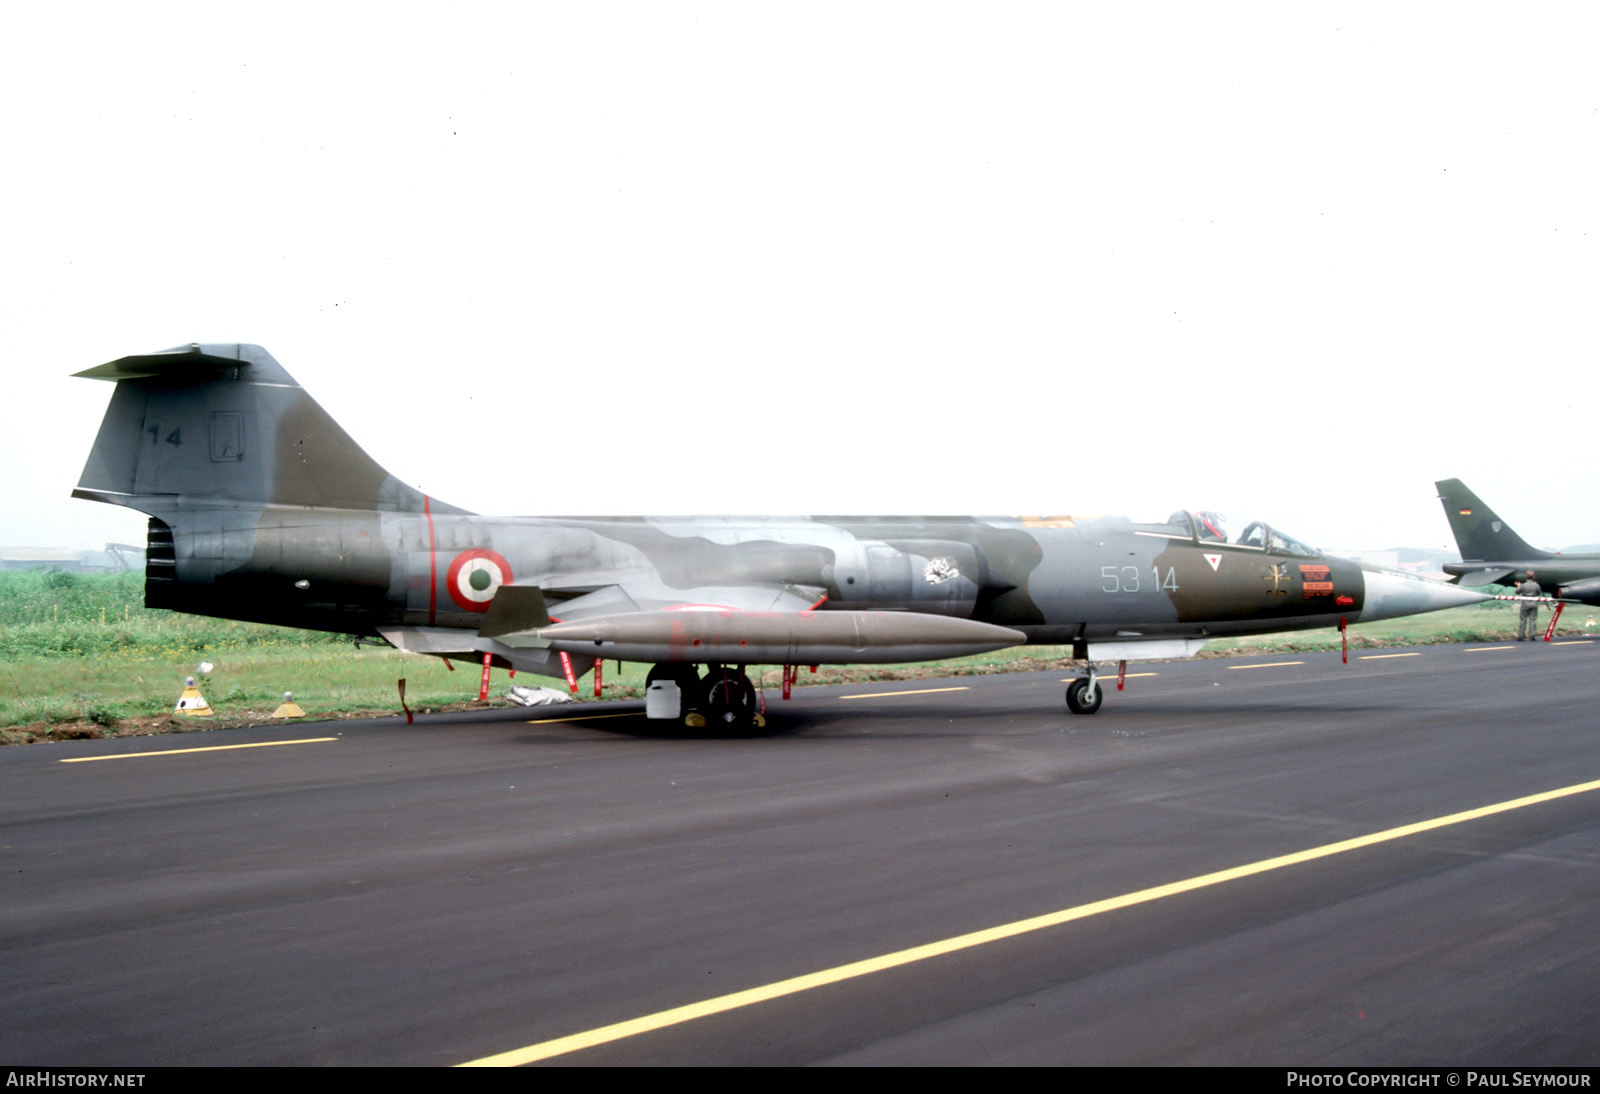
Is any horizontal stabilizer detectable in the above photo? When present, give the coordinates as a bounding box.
[75,344,259,381]
[1451,568,1516,588]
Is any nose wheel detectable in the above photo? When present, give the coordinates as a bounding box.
[1065,675,1103,715]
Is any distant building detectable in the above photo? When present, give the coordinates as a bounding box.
[0,547,140,573]
[0,547,95,572]
[1328,547,1456,582]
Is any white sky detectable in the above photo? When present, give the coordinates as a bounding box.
[4,3,1597,555]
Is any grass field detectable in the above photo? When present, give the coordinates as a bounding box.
[2,571,1588,743]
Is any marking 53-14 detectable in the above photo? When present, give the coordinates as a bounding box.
[1102,566,1180,594]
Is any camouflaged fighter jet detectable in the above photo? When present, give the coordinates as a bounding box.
[1437,478,1600,604]
[73,344,1488,725]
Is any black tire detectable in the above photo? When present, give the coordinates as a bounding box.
[1065,677,1103,715]
[703,666,757,729]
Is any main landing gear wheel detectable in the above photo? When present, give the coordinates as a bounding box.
[1065,676,1103,715]
[702,665,757,730]
[645,663,702,721]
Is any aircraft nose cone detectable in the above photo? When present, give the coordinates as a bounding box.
[1357,566,1490,622]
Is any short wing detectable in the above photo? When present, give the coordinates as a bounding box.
[378,580,828,678]
[542,581,826,620]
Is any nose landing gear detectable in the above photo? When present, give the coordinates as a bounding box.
[1065,673,1103,715]
[1066,659,1128,715]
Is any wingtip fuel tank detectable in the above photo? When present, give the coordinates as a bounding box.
[536,609,1028,665]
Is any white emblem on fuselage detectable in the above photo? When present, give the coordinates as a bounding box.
[1491,521,1502,533]
[924,557,959,585]
[1204,553,1222,572]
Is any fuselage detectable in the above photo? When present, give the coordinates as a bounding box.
[74,344,1493,716]
[72,343,1483,667]
[143,506,1452,648]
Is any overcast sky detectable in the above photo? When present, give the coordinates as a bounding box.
[4,3,1596,556]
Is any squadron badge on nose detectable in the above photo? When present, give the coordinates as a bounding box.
[1264,562,1290,596]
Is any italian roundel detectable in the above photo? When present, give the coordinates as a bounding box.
[446,548,512,612]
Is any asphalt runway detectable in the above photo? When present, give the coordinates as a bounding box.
[4,640,1600,1065]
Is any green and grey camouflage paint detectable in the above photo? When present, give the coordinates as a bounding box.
[74,345,1485,697]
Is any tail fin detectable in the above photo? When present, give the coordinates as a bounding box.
[74,343,464,516]
[1434,478,1549,562]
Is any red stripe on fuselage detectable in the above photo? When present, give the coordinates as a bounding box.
[425,495,438,626]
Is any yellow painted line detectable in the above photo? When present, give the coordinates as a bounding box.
[1059,673,1157,682]
[1358,653,1421,660]
[525,712,641,724]
[840,686,970,700]
[1554,641,1595,646]
[1225,661,1304,670]
[1466,646,1515,652]
[458,774,1600,1066]
[59,738,338,763]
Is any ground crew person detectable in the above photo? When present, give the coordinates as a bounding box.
[1516,570,1542,640]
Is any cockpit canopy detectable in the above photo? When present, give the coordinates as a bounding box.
[1141,511,1321,557]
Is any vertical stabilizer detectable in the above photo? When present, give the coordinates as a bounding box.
[73,343,463,515]
[1435,478,1549,562]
